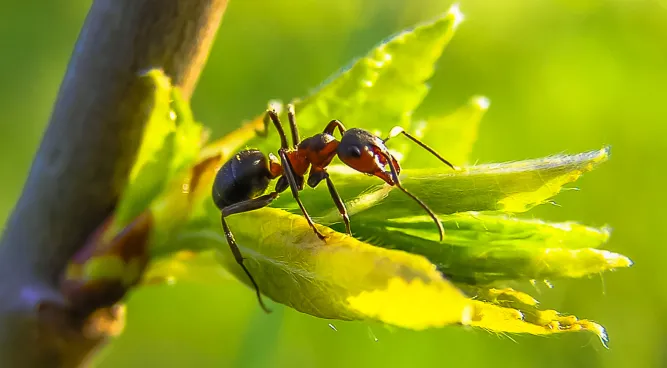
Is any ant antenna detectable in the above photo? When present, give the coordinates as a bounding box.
[384,126,457,170]
[383,152,446,242]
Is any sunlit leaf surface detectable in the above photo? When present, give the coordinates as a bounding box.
[163,205,471,329]
[108,70,204,239]
[351,212,629,284]
[301,147,611,224]
[245,5,462,155]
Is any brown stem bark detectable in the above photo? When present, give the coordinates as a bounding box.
[0,1,228,366]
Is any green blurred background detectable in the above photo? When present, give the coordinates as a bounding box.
[1,0,665,367]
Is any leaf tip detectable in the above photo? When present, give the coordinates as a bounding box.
[471,95,491,111]
[268,99,284,115]
[137,68,171,90]
[582,320,610,348]
[601,144,611,160]
[606,251,633,269]
[447,3,465,30]
[587,145,611,168]
[600,224,613,237]
[598,324,610,348]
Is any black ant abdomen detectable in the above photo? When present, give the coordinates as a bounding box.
[212,149,273,209]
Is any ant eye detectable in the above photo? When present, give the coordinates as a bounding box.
[348,146,362,158]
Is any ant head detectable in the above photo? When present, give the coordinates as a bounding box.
[337,128,400,185]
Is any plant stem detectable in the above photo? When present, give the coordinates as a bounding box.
[0,1,228,366]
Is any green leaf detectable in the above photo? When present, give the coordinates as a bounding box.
[462,287,609,346]
[246,6,463,155]
[156,200,611,343]
[279,146,610,224]
[62,69,206,294]
[128,70,175,183]
[150,141,621,343]
[169,87,204,176]
[350,212,630,284]
[108,69,204,239]
[404,95,489,167]
[107,69,175,237]
[161,203,471,329]
[143,250,234,286]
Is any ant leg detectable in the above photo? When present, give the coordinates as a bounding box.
[266,109,290,149]
[278,150,326,240]
[221,193,279,217]
[220,193,278,314]
[384,126,457,170]
[220,216,271,313]
[324,174,351,235]
[384,152,445,242]
[323,119,347,137]
[286,104,300,146]
[307,170,351,235]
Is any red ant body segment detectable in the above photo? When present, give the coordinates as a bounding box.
[212,105,456,312]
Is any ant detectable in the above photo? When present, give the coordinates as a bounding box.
[212,104,456,313]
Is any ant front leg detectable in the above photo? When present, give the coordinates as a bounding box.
[220,192,278,313]
[276,175,304,192]
[257,108,292,151]
[308,169,351,235]
[382,152,446,242]
[259,102,301,146]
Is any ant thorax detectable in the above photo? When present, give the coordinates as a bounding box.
[291,133,339,174]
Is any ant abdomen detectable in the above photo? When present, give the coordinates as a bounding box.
[212,149,272,209]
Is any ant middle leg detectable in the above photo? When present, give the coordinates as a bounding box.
[384,126,457,170]
[324,175,351,235]
[220,192,279,313]
[307,170,351,235]
[278,150,326,240]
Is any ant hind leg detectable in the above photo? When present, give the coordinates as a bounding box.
[325,175,351,235]
[220,193,279,313]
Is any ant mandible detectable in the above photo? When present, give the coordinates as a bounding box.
[212,104,457,313]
